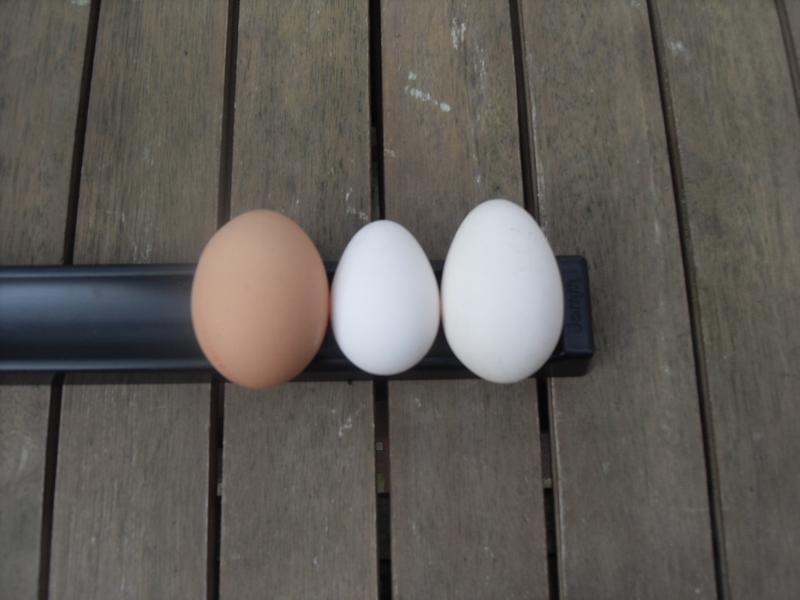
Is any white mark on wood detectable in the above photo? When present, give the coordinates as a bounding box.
[404,85,453,114]
[312,556,319,569]
[307,7,322,32]
[71,0,90,6]
[475,174,482,185]
[344,187,369,222]
[408,71,417,81]
[414,397,422,408]
[384,148,397,158]
[15,442,30,477]
[337,404,365,438]
[345,205,370,223]
[667,40,689,58]
[143,145,155,169]
[482,545,495,559]
[406,86,433,103]
[338,416,353,438]
[529,98,546,204]
[450,18,466,49]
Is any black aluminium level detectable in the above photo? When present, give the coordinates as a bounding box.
[0,257,593,380]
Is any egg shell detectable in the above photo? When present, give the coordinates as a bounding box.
[191,209,329,389]
[441,199,564,383]
[331,220,440,375]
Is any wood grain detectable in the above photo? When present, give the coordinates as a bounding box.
[230,0,372,258]
[382,2,548,597]
[0,2,90,597]
[222,383,376,599]
[654,1,800,597]
[782,0,800,107]
[49,1,227,598]
[52,377,211,599]
[389,382,547,599]
[0,1,89,265]
[786,0,800,62]
[72,1,225,264]
[220,2,377,598]
[520,1,717,597]
[0,384,51,599]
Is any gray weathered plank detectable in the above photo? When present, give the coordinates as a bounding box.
[520,1,717,597]
[389,382,548,599]
[0,384,51,599]
[49,1,227,598]
[0,2,90,597]
[52,377,212,599]
[786,0,800,60]
[654,1,800,597]
[222,383,376,599]
[0,0,89,264]
[220,2,377,598]
[382,2,549,597]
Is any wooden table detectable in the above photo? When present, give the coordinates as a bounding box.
[2,1,799,598]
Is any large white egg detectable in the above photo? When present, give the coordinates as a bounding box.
[331,220,440,375]
[441,199,564,383]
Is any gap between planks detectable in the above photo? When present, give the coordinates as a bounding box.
[39,1,102,597]
[510,0,560,596]
[208,1,241,598]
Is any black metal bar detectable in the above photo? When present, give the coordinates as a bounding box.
[0,257,593,380]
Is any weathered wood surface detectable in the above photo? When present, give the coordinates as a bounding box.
[52,378,212,599]
[220,2,377,598]
[49,1,227,598]
[785,0,800,63]
[520,1,717,597]
[0,1,90,597]
[222,383,376,599]
[0,0,89,264]
[0,384,51,599]
[382,2,548,597]
[654,1,800,597]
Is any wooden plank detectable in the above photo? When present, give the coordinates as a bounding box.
[49,1,227,598]
[0,384,51,599]
[381,2,548,597]
[653,2,800,597]
[786,0,800,61]
[220,2,377,598]
[519,1,717,597]
[0,1,88,264]
[389,382,547,598]
[783,0,800,103]
[52,377,212,599]
[222,383,376,599]
[0,2,90,597]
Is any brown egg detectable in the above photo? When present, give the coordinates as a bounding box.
[191,210,329,389]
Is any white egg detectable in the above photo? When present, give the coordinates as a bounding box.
[441,199,564,383]
[331,220,440,375]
